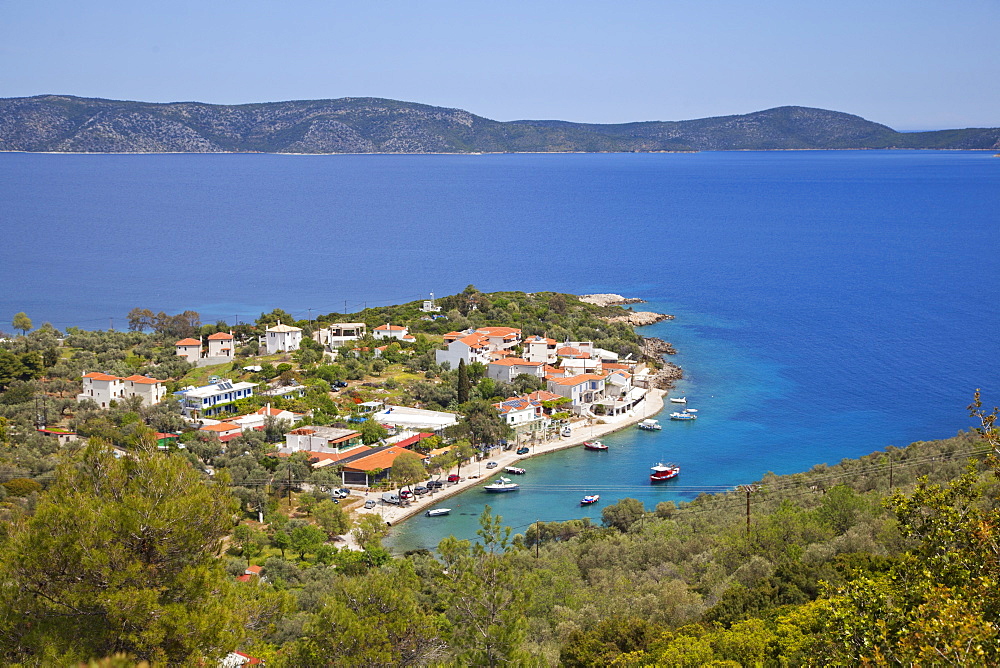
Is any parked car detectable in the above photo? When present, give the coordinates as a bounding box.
[381,492,401,505]
[485,461,498,469]
[413,485,428,495]
[516,447,530,455]
[364,499,376,509]
[332,488,351,499]
[426,480,444,489]
[333,380,348,388]
[400,490,413,500]
[447,474,461,483]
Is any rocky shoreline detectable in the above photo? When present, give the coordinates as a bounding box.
[579,293,647,307]
[603,310,674,326]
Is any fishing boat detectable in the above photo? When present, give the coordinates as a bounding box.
[483,477,520,493]
[650,463,680,482]
[583,440,608,451]
[638,419,662,431]
[425,508,451,517]
[669,396,687,403]
[580,494,600,505]
[669,411,697,421]
[503,466,526,475]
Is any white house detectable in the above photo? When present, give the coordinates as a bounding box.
[435,332,492,369]
[523,335,558,364]
[546,373,606,410]
[284,425,362,453]
[264,321,302,354]
[314,323,367,350]
[560,356,602,376]
[478,327,522,351]
[373,323,409,340]
[487,357,545,383]
[174,380,256,418]
[206,332,235,359]
[77,372,125,408]
[174,338,202,363]
[121,374,168,405]
[78,372,166,408]
[492,390,562,436]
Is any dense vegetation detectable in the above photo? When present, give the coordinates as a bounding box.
[3,95,998,153]
[2,295,998,664]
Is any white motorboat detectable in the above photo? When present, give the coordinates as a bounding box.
[483,477,520,493]
[425,508,451,517]
[669,396,687,403]
[669,411,696,421]
[638,419,662,431]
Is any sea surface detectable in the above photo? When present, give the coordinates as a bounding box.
[2,150,998,550]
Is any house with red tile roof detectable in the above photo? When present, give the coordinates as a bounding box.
[206,331,235,359]
[435,327,522,370]
[199,422,246,442]
[174,337,202,363]
[546,373,607,411]
[487,357,545,383]
[77,372,166,408]
[373,323,410,340]
[492,389,564,437]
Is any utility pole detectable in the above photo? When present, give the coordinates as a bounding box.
[739,484,759,538]
[535,520,540,558]
[889,455,894,489]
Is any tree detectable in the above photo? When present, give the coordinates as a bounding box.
[353,513,390,550]
[359,418,388,445]
[438,507,528,666]
[272,530,291,559]
[233,524,267,566]
[314,500,351,538]
[391,451,426,492]
[289,524,326,561]
[452,440,476,478]
[601,497,646,532]
[457,359,470,403]
[287,563,446,666]
[12,312,32,336]
[458,399,513,454]
[0,442,286,664]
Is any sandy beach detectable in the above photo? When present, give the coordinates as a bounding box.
[354,389,667,533]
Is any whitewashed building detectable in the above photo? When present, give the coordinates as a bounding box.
[174,337,202,363]
[78,372,166,408]
[487,357,545,383]
[373,323,409,340]
[206,332,235,359]
[264,322,302,354]
[174,380,256,418]
[546,373,607,410]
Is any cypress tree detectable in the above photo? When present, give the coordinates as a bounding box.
[457,358,470,403]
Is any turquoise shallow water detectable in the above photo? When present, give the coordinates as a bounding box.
[2,150,997,549]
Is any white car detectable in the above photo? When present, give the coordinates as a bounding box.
[561,426,572,437]
[485,461,498,469]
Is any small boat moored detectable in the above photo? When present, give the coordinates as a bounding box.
[483,477,520,493]
[638,419,662,431]
[583,440,609,451]
[504,466,526,475]
[669,411,697,421]
[650,462,680,482]
[425,508,451,517]
[669,396,687,403]
[581,494,600,505]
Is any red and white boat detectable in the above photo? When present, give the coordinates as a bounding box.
[583,441,608,451]
[650,462,680,482]
[580,494,600,505]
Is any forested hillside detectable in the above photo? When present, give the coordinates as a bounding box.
[2,94,998,153]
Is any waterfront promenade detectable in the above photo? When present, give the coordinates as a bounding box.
[354,390,666,534]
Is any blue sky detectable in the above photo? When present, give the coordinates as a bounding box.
[2,1,997,130]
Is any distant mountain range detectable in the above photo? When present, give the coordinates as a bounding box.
[1,95,997,153]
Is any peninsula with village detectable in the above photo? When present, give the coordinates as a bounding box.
[1,287,681,549]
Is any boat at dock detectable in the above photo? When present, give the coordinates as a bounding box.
[425,508,451,517]
[583,440,608,451]
[669,396,687,403]
[669,410,697,420]
[638,419,662,431]
[503,466,526,475]
[483,477,520,493]
[650,463,680,482]
[580,494,600,505]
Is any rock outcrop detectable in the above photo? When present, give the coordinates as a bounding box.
[579,293,645,307]
[602,311,674,327]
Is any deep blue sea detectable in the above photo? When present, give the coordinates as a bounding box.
[2,151,998,550]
